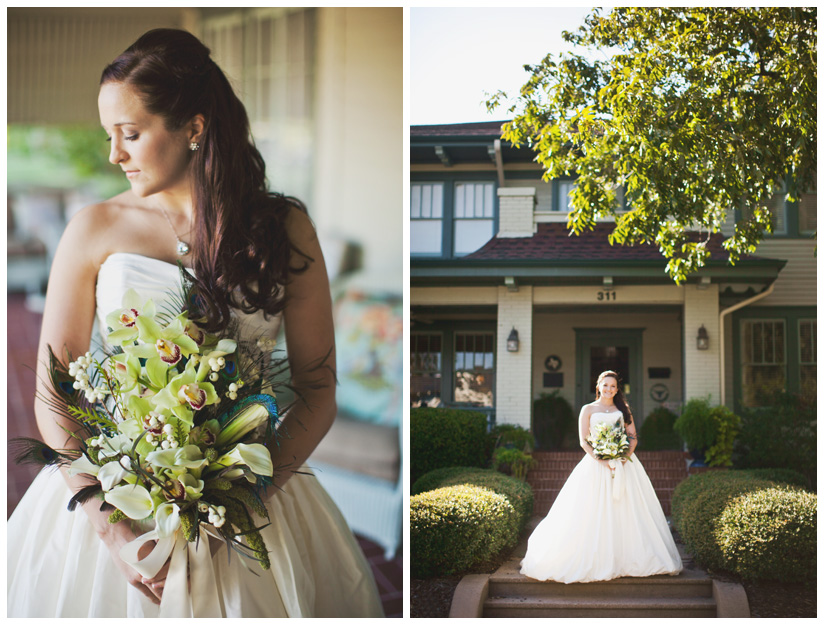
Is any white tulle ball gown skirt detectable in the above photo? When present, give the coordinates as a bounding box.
[520,451,682,583]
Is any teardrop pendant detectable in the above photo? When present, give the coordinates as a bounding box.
[176,240,190,256]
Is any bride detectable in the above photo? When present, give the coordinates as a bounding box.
[7,29,383,617]
[520,370,682,583]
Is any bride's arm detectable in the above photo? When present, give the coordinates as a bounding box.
[33,205,164,604]
[625,415,638,458]
[265,208,337,488]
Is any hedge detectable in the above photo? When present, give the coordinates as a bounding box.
[672,470,816,583]
[410,408,491,486]
[638,406,681,450]
[411,467,533,578]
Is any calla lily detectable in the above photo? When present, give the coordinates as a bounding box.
[97,433,135,459]
[214,443,273,478]
[179,472,205,500]
[68,454,100,477]
[155,502,181,538]
[146,444,208,473]
[215,403,269,447]
[98,459,130,491]
[105,483,155,520]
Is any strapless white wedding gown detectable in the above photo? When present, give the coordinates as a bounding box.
[520,411,682,583]
[7,253,384,617]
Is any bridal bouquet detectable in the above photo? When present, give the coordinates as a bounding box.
[587,418,631,475]
[14,279,303,573]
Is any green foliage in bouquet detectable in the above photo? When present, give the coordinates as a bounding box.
[410,408,491,486]
[672,470,816,583]
[10,269,330,570]
[410,467,533,578]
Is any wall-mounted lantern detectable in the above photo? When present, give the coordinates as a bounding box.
[697,325,709,350]
[507,327,520,352]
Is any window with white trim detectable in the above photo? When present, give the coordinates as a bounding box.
[741,319,786,407]
[454,182,495,256]
[410,183,444,255]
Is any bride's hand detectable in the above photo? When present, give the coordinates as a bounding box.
[84,505,168,605]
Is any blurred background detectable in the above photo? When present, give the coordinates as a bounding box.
[7,7,402,616]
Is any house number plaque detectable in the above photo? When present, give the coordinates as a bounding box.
[597,291,617,301]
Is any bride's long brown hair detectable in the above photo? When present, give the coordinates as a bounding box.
[101,28,311,332]
[595,370,634,426]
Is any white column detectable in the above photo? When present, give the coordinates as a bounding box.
[683,284,721,403]
[495,285,533,429]
[497,187,536,238]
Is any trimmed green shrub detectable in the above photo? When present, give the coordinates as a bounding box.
[410,408,491,486]
[716,487,816,583]
[532,391,577,450]
[733,391,816,488]
[741,468,810,490]
[672,470,816,583]
[638,406,681,450]
[410,467,534,577]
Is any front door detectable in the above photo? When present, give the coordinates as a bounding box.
[576,329,643,419]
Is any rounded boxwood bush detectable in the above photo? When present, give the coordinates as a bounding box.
[410,408,492,486]
[741,468,810,490]
[672,470,816,582]
[411,467,534,578]
[717,487,816,583]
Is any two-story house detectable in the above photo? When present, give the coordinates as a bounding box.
[411,121,816,432]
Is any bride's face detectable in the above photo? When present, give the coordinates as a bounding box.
[598,376,618,401]
[98,81,193,198]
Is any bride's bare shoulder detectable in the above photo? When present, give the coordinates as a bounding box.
[59,191,141,265]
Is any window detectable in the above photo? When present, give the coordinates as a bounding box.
[764,192,788,235]
[410,183,444,255]
[454,182,494,256]
[555,180,575,212]
[410,177,497,257]
[798,182,817,235]
[741,320,786,407]
[454,333,494,407]
[799,319,816,403]
[411,333,442,407]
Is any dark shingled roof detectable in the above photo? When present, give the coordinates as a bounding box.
[464,222,754,263]
[410,121,507,138]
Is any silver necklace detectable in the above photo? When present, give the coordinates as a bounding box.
[159,208,191,256]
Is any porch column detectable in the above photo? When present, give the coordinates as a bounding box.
[497,187,536,238]
[495,285,533,429]
[683,284,720,404]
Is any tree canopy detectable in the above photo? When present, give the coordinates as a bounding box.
[487,7,816,282]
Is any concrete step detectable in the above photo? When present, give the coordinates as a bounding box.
[484,595,717,618]
[489,559,711,598]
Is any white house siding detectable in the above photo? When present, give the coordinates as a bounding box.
[683,284,721,403]
[751,239,816,306]
[495,286,534,428]
[531,310,683,425]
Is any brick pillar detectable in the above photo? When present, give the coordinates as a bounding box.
[495,285,533,429]
[683,284,720,403]
[497,187,536,238]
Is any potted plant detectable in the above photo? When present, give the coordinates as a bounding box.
[492,447,537,481]
[673,397,741,467]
